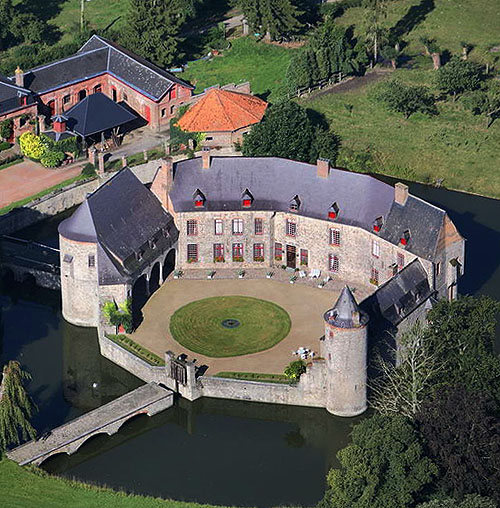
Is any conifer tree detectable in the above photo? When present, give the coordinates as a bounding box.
[0,361,36,452]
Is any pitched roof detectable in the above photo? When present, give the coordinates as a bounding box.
[0,74,35,114]
[59,169,177,283]
[64,92,137,137]
[177,88,268,132]
[171,156,447,260]
[16,35,193,101]
[325,286,369,328]
[363,259,433,326]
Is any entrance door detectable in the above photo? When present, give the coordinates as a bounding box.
[286,245,296,269]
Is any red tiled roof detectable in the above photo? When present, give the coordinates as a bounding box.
[177,88,268,133]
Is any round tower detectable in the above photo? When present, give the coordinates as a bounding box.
[321,286,368,417]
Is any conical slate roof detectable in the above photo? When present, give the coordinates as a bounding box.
[177,88,268,133]
[324,286,369,328]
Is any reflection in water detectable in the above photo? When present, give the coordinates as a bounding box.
[3,179,500,506]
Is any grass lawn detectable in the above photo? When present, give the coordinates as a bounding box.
[0,459,225,508]
[215,371,290,384]
[106,334,165,366]
[302,66,500,197]
[169,296,291,357]
[0,158,23,171]
[181,37,295,100]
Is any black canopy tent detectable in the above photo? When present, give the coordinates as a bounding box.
[64,92,137,145]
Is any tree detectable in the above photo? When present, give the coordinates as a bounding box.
[416,385,500,502]
[284,360,306,381]
[0,0,13,50]
[380,45,399,69]
[121,0,197,67]
[0,361,36,452]
[419,36,442,69]
[462,83,500,128]
[0,119,13,141]
[375,80,437,119]
[241,101,340,164]
[362,0,389,65]
[320,414,438,508]
[417,495,498,508]
[425,295,500,403]
[436,58,483,100]
[370,323,443,418]
[9,13,45,44]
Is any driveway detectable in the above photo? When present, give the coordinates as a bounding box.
[132,277,372,376]
[0,160,83,209]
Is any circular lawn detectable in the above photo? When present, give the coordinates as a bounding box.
[169,296,291,357]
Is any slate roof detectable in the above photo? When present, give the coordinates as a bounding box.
[64,93,137,137]
[58,169,177,284]
[324,286,369,328]
[16,35,193,101]
[364,259,433,326]
[177,88,268,132]
[0,74,35,115]
[171,156,446,260]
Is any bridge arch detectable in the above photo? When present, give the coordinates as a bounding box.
[163,248,176,281]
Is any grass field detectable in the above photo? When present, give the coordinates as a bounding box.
[169,296,291,357]
[182,38,295,100]
[0,459,225,508]
[302,67,500,197]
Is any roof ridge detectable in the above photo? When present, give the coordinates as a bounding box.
[219,90,265,123]
[211,88,237,130]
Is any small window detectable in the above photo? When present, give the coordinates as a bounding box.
[232,243,244,261]
[400,229,410,246]
[122,92,128,102]
[93,84,102,93]
[214,219,223,235]
[78,89,87,101]
[187,219,198,236]
[371,267,379,285]
[170,87,177,100]
[328,254,339,273]
[372,240,380,258]
[300,249,308,267]
[286,219,296,237]
[253,243,264,262]
[161,108,166,118]
[289,195,300,212]
[193,189,205,208]
[254,218,263,235]
[373,216,383,232]
[214,243,224,262]
[242,189,253,208]
[63,95,71,105]
[232,218,244,235]
[112,87,117,101]
[329,228,340,246]
[187,244,198,262]
[170,105,175,115]
[149,239,157,249]
[136,250,144,261]
[397,252,405,269]
[88,254,95,267]
[328,202,339,220]
[63,253,73,263]
[274,242,283,261]
[436,261,441,276]
[205,136,213,141]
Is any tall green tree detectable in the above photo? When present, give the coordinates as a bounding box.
[362,0,389,65]
[462,82,500,128]
[241,101,340,164]
[417,495,498,508]
[416,385,500,502]
[0,0,13,50]
[0,361,36,452]
[436,58,483,100]
[121,0,197,67]
[319,414,438,508]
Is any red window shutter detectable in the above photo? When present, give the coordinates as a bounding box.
[373,224,381,232]
[400,237,407,246]
[243,199,251,207]
[328,211,337,220]
[195,200,203,207]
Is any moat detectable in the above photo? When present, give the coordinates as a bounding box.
[1,177,500,507]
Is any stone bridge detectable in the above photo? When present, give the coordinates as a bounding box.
[0,235,60,289]
[7,382,173,466]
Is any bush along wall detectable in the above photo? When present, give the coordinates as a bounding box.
[18,132,80,168]
[103,299,134,333]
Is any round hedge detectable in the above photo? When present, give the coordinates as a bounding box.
[169,296,291,357]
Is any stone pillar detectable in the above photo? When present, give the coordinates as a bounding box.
[164,140,170,155]
[188,138,194,151]
[37,115,45,135]
[121,155,127,168]
[242,18,249,36]
[143,149,148,162]
[97,152,105,175]
[88,148,96,166]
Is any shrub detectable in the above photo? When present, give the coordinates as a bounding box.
[436,58,483,100]
[19,132,45,160]
[0,141,11,152]
[81,163,97,178]
[40,150,65,168]
[102,299,134,333]
[284,359,306,381]
[0,119,13,141]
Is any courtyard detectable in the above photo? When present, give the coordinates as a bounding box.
[131,272,374,375]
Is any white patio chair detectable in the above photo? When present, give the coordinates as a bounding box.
[298,270,306,278]
[309,268,321,279]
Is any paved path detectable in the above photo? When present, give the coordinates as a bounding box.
[0,160,83,209]
[132,276,373,376]
[7,382,173,466]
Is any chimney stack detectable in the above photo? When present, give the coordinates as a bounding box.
[394,182,409,206]
[52,115,67,133]
[202,146,211,169]
[151,158,173,211]
[15,66,24,88]
[317,158,330,178]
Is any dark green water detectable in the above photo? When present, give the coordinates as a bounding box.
[2,178,500,507]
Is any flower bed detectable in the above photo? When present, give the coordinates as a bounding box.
[105,334,165,366]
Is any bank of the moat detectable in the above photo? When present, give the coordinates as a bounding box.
[1,175,499,507]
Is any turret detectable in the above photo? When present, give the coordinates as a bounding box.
[321,286,368,417]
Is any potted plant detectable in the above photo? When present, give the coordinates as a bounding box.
[214,256,225,263]
[254,256,264,262]
[290,275,297,284]
[207,270,216,279]
[317,280,325,288]
[173,269,183,279]
[239,269,245,278]
[233,256,244,262]
[266,271,274,279]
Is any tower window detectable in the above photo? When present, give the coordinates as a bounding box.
[187,244,198,262]
[232,218,244,235]
[328,254,339,272]
[214,218,223,235]
[329,228,340,246]
[186,219,198,236]
[286,219,296,237]
[88,254,95,267]
[254,218,263,235]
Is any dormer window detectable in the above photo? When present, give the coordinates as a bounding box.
[149,238,157,249]
[289,195,300,212]
[328,203,339,220]
[242,189,253,208]
[193,189,205,208]
[400,229,410,246]
[136,250,144,261]
[373,216,383,232]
